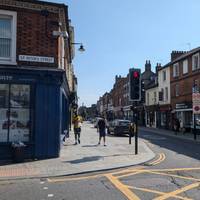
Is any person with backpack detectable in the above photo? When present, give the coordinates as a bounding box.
[97,116,107,146]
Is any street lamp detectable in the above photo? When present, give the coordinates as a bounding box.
[71,43,85,52]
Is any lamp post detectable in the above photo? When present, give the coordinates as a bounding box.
[71,43,85,52]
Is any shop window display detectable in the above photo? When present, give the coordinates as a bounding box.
[0,84,30,143]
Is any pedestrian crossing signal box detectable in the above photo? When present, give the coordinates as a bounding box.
[129,68,141,101]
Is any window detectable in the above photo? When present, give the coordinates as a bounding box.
[147,93,149,105]
[192,53,200,71]
[162,70,166,81]
[183,59,188,74]
[154,91,157,103]
[173,63,179,77]
[0,10,16,64]
[0,84,31,143]
[165,87,168,101]
[175,84,179,97]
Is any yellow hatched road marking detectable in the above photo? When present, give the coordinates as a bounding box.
[149,171,200,182]
[106,174,140,200]
[153,182,200,200]
[117,170,146,178]
[47,174,103,183]
[127,186,192,200]
[150,167,200,172]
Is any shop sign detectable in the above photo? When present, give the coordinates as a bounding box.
[192,92,200,114]
[175,103,189,109]
[19,55,54,63]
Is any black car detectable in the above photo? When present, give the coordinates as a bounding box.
[108,119,131,136]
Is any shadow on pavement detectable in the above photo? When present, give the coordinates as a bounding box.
[64,156,103,164]
[82,144,99,147]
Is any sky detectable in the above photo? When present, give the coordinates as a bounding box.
[46,0,200,107]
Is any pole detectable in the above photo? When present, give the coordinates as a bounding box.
[135,110,138,155]
[193,114,197,140]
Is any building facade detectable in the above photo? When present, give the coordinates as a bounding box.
[0,0,75,159]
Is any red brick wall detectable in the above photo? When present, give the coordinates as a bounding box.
[1,5,60,67]
[170,52,200,109]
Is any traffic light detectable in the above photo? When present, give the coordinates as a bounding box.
[129,68,141,101]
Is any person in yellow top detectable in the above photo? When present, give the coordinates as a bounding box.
[72,113,82,145]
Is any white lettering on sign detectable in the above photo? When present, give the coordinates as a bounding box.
[0,76,13,81]
[19,55,54,63]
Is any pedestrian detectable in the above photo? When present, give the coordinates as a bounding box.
[174,117,180,135]
[62,129,69,142]
[72,113,82,145]
[97,117,107,146]
[129,122,135,137]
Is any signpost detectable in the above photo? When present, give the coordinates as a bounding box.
[192,91,200,140]
[129,68,141,154]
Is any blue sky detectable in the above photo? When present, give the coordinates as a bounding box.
[47,0,200,106]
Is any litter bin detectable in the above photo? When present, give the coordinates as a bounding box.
[11,142,26,163]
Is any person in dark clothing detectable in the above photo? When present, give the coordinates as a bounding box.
[174,118,180,135]
[97,117,107,146]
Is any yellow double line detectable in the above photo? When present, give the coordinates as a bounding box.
[148,153,165,166]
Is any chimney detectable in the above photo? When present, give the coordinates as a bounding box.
[145,60,151,71]
[171,51,187,61]
[156,63,162,74]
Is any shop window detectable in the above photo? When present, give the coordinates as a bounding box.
[0,84,30,143]
[0,10,17,64]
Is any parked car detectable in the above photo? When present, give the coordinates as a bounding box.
[108,119,131,136]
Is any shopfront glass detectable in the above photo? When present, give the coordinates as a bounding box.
[0,84,30,143]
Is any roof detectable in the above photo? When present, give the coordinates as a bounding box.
[17,0,66,7]
[159,46,200,70]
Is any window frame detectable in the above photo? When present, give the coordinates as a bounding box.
[162,70,166,81]
[0,10,17,65]
[182,59,188,74]
[173,63,179,77]
[175,84,179,97]
[192,53,200,71]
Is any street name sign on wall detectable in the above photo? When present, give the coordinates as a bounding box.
[19,55,54,63]
[192,92,200,114]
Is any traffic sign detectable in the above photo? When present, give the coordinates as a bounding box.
[192,92,200,114]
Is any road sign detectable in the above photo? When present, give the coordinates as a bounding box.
[192,92,200,114]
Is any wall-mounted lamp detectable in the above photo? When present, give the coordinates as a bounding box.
[71,43,85,52]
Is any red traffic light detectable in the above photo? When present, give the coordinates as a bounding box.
[133,71,139,78]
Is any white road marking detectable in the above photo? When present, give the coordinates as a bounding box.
[43,187,48,190]
[48,194,54,198]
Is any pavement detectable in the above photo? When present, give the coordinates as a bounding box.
[0,122,155,180]
[140,126,200,142]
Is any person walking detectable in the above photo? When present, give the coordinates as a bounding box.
[97,117,107,146]
[72,113,82,145]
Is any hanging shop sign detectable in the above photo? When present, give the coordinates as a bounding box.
[192,92,200,114]
[19,55,54,63]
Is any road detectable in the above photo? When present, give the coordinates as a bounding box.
[0,127,200,200]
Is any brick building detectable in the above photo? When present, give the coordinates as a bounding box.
[169,48,200,131]
[0,0,76,159]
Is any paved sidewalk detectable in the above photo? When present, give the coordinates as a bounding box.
[0,122,155,180]
[140,126,200,142]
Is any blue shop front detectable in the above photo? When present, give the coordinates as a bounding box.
[0,67,70,160]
